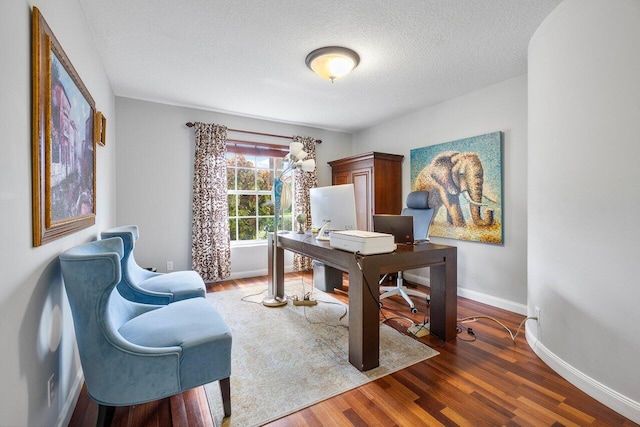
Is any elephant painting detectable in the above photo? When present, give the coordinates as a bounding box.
[414,151,494,227]
[410,132,503,244]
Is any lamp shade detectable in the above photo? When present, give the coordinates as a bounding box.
[298,158,316,172]
[289,142,304,157]
[305,46,360,83]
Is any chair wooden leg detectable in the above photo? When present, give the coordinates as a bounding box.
[96,404,115,427]
[219,377,231,417]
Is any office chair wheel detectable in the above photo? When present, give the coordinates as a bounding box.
[411,307,418,314]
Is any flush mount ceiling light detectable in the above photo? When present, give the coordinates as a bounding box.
[305,46,360,83]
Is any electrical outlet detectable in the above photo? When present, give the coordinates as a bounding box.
[47,373,55,407]
[166,261,174,271]
[535,306,541,323]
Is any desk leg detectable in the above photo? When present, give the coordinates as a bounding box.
[429,249,457,341]
[266,233,285,303]
[348,257,380,371]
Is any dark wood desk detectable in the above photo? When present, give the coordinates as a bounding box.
[268,232,457,372]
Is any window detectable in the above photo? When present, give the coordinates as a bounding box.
[226,147,294,243]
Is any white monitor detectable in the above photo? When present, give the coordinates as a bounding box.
[310,184,358,238]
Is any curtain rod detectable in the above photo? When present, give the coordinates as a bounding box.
[226,138,289,151]
[185,122,322,143]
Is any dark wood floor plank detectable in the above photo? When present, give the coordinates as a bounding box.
[111,406,131,427]
[516,381,565,410]
[195,386,214,427]
[412,368,513,426]
[270,409,322,427]
[512,399,566,426]
[563,392,632,426]
[169,393,189,427]
[424,348,528,407]
[517,396,581,427]
[67,384,94,427]
[157,399,172,427]
[340,407,369,427]
[357,380,443,426]
[308,397,352,425]
[340,388,398,426]
[182,388,205,426]
[555,401,597,425]
[131,399,159,427]
[469,390,517,419]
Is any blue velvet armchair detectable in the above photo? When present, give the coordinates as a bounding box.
[100,225,205,304]
[60,237,232,425]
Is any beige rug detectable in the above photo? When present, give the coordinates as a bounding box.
[205,281,438,427]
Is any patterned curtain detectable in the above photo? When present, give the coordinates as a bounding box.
[293,136,318,271]
[191,122,231,282]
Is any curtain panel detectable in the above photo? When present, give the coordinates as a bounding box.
[292,136,318,271]
[191,122,231,282]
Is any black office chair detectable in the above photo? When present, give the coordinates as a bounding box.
[379,191,434,313]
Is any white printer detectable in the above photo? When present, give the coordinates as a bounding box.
[329,230,396,255]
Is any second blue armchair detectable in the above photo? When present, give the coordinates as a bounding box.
[101,225,206,304]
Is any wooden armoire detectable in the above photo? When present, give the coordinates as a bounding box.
[328,152,404,231]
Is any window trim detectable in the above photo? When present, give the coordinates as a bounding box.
[226,139,289,158]
[227,142,294,244]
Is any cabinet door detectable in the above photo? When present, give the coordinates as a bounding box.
[351,169,372,231]
[332,171,350,186]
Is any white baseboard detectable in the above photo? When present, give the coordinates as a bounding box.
[227,265,295,281]
[56,370,84,427]
[402,272,527,315]
[456,287,527,315]
[526,329,640,424]
[228,268,268,280]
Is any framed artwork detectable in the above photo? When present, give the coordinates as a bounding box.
[410,131,503,244]
[32,7,96,246]
[94,111,106,146]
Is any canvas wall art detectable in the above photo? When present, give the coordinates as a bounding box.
[32,7,96,246]
[410,131,503,244]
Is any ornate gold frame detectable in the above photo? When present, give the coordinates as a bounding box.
[32,7,96,246]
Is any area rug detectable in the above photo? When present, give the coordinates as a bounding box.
[204,281,438,427]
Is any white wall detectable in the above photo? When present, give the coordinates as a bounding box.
[353,75,529,313]
[0,1,117,426]
[115,97,352,277]
[527,0,640,421]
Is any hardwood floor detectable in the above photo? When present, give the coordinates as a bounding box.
[69,272,637,426]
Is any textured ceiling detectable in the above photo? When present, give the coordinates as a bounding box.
[77,0,561,133]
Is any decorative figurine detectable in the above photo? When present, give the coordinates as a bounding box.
[296,213,307,234]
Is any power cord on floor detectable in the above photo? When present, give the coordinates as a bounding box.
[289,272,315,303]
[239,274,316,305]
[237,274,349,328]
[354,253,441,348]
[240,287,267,304]
[352,254,538,347]
[457,315,538,343]
[292,274,349,328]
[382,314,416,327]
[300,299,349,329]
[456,325,477,342]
